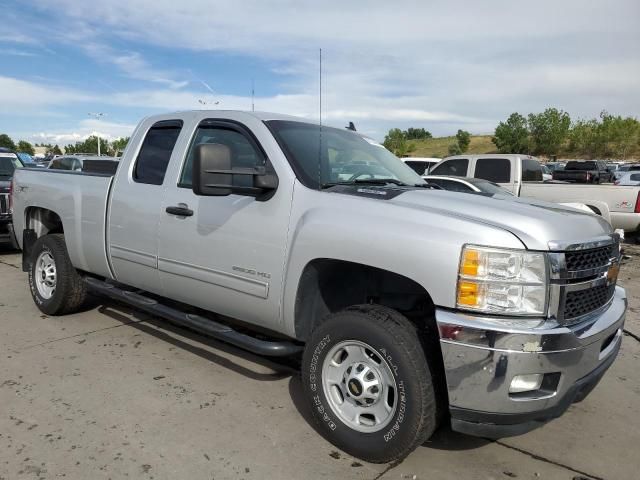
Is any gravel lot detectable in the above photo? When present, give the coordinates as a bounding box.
[1,244,639,480]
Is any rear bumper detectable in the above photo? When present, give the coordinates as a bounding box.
[436,286,626,438]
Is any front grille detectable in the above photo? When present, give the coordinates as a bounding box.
[0,194,7,214]
[565,245,615,271]
[563,284,615,320]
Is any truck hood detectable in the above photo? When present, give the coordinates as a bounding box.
[390,189,612,250]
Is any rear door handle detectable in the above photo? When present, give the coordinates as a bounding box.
[166,204,193,217]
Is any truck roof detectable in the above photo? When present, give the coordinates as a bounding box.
[143,110,320,125]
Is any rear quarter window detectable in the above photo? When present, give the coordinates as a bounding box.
[474,158,511,183]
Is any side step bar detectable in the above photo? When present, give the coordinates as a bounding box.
[85,277,303,357]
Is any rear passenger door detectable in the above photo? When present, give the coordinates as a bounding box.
[473,157,515,193]
[108,119,185,295]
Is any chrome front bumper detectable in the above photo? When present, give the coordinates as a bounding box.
[436,286,626,438]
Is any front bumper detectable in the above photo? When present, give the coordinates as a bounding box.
[436,286,626,438]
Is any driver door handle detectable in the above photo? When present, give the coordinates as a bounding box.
[166,204,193,217]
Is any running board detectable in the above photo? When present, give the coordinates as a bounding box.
[84,277,303,357]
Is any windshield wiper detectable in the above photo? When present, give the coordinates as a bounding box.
[321,178,413,189]
[321,178,442,189]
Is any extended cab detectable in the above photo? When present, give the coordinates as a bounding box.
[12,112,627,463]
[430,154,640,239]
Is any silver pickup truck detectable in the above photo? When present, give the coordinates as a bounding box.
[11,111,627,463]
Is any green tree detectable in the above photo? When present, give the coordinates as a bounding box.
[110,137,130,156]
[68,136,110,155]
[404,128,432,140]
[46,145,63,156]
[65,144,77,154]
[455,129,471,153]
[16,140,35,155]
[383,128,411,156]
[569,118,600,158]
[528,108,571,156]
[448,143,462,156]
[0,134,16,150]
[598,111,640,159]
[492,112,530,153]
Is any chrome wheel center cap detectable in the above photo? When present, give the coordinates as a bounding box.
[343,362,382,406]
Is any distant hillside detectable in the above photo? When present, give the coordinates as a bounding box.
[405,134,640,160]
[407,135,495,158]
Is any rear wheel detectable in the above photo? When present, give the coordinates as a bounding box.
[301,305,439,463]
[28,234,87,315]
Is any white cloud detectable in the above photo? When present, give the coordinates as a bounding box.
[30,119,136,144]
[3,0,639,139]
[82,43,189,89]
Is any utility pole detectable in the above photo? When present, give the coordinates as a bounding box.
[251,79,255,112]
[88,112,105,156]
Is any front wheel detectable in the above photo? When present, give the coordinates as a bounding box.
[301,305,439,463]
[28,234,87,315]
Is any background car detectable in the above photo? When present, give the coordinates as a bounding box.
[48,155,119,173]
[615,171,640,186]
[614,163,640,180]
[541,164,552,180]
[545,162,566,172]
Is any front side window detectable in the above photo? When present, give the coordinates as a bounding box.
[179,125,265,188]
[474,158,511,183]
[133,120,183,185]
[429,159,469,177]
[266,120,424,188]
[522,159,543,182]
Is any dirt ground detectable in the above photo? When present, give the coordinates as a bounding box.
[0,244,639,480]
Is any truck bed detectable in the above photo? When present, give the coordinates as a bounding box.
[520,182,640,232]
[12,168,114,279]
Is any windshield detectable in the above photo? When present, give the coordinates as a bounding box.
[266,120,425,188]
[0,153,22,176]
[565,161,596,170]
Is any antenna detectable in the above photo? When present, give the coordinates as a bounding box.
[317,48,322,190]
[251,78,255,112]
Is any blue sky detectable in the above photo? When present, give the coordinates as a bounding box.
[1,0,639,145]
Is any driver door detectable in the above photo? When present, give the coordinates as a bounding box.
[156,120,292,331]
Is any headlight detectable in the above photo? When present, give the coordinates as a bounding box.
[456,245,547,316]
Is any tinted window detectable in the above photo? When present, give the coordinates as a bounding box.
[565,161,596,170]
[430,159,469,177]
[134,120,183,185]
[179,125,265,188]
[474,158,511,183]
[522,159,543,182]
[629,165,640,171]
[630,174,640,181]
[0,153,21,177]
[405,160,430,175]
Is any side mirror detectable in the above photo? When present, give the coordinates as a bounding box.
[192,143,278,198]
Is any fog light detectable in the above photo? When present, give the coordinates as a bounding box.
[509,374,543,393]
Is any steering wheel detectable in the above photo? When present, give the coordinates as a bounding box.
[347,171,375,182]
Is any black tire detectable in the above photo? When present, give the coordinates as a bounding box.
[28,234,87,315]
[301,305,438,463]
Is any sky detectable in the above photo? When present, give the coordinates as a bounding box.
[0,0,639,145]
